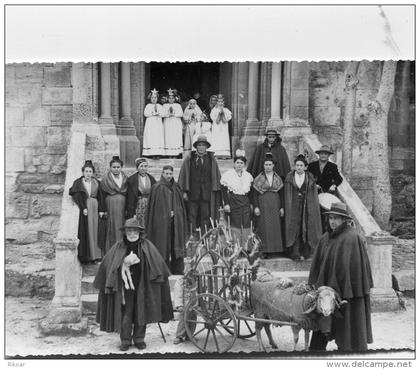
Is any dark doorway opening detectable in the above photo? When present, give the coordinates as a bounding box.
[150,62,220,111]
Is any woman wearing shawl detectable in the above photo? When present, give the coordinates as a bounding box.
[163,88,184,157]
[220,150,254,246]
[182,99,202,155]
[126,157,156,228]
[69,160,104,263]
[142,89,165,157]
[100,156,128,253]
[284,154,322,260]
[253,154,285,257]
[210,94,232,157]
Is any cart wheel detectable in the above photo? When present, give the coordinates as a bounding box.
[184,293,238,353]
[218,286,256,339]
[221,314,256,339]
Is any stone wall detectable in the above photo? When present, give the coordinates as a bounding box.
[308,61,415,214]
[6,63,73,243]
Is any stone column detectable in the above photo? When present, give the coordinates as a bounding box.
[241,62,261,159]
[269,62,282,126]
[99,63,120,167]
[258,62,271,136]
[247,62,259,124]
[99,63,113,124]
[116,62,140,167]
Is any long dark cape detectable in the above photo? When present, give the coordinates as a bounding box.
[178,151,221,221]
[146,178,188,260]
[308,223,374,350]
[69,177,104,262]
[93,238,173,332]
[248,138,291,179]
[126,172,156,219]
[284,171,322,250]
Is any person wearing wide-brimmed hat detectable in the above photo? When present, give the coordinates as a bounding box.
[210,94,232,157]
[94,218,173,352]
[178,135,221,236]
[308,202,373,352]
[125,157,157,227]
[307,145,343,194]
[248,126,291,180]
[100,155,128,253]
[69,160,105,263]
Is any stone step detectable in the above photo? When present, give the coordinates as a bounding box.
[82,262,100,278]
[260,257,312,272]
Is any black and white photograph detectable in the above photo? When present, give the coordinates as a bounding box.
[3,3,416,366]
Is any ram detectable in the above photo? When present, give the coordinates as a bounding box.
[250,280,346,351]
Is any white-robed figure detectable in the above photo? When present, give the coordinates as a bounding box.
[192,112,212,150]
[182,99,202,155]
[142,89,165,157]
[210,94,232,157]
[163,88,184,157]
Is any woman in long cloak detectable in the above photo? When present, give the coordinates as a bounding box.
[284,154,322,260]
[253,156,285,256]
[126,157,156,228]
[163,89,184,157]
[142,89,165,157]
[100,156,128,253]
[69,160,104,263]
[210,94,232,157]
[220,151,254,246]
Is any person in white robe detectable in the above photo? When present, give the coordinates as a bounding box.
[192,112,212,150]
[142,89,165,157]
[210,94,232,158]
[183,99,202,155]
[163,89,184,157]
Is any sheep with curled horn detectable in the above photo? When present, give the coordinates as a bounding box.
[250,279,347,352]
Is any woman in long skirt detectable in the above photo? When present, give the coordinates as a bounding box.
[284,154,322,260]
[126,157,157,228]
[69,160,104,263]
[163,89,183,157]
[100,155,128,253]
[253,155,284,257]
[142,89,165,157]
[220,150,254,246]
[211,94,232,158]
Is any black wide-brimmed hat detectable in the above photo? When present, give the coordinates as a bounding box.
[120,218,145,231]
[323,202,352,219]
[315,145,334,155]
[193,135,211,148]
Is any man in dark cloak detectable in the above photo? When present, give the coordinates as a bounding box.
[307,145,343,194]
[308,202,373,352]
[248,127,291,180]
[147,165,188,275]
[94,218,173,351]
[178,135,221,236]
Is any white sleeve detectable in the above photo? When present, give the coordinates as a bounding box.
[224,108,232,121]
[210,107,218,122]
[144,104,153,117]
[175,104,183,118]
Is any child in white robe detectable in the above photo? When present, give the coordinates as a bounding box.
[163,89,183,157]
[142,89,165,157]
[210,94,232,158]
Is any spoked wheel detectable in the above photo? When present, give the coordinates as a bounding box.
[217,285,256,339]
[184,293,238,353]
[221,314,256,339]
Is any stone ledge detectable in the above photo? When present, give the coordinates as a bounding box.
[392,270,415,292]
[39,316,88,336]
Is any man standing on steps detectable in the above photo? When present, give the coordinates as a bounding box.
[178,135,221,237]
[94,218,173,351]
[147,165,188,275]
[307,145,343,194]
[248,126,291,181]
